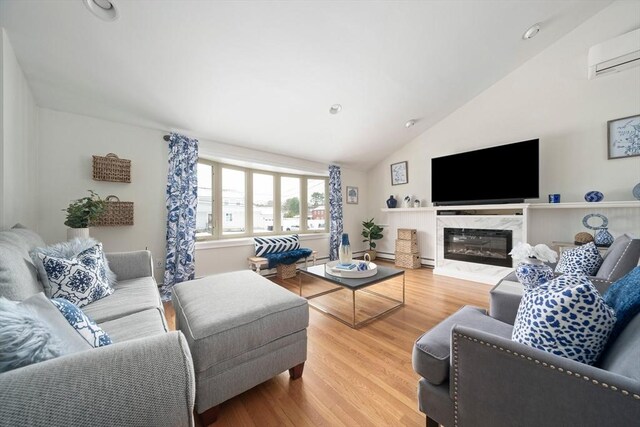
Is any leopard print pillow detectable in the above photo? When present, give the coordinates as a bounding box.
[512,274,616,365]
[555,242,603,276]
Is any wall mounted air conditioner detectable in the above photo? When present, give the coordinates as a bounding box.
[588,28,640,79]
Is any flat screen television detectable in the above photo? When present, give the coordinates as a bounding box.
[431,139,539,206]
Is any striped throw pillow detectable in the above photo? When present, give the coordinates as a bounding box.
[254,235,300,256]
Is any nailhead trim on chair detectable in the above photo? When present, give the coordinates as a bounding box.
[451,332,640,426]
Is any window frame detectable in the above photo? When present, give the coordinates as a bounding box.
[196,159,329,241]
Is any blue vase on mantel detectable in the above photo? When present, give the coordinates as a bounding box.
[594,228,614,247]
[386,195,397,208]
[515,259,554,288]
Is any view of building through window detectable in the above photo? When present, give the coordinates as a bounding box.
[253,173,274,233]
[307,179,326,230]
[221,168,246,235]
[196,162,213,236]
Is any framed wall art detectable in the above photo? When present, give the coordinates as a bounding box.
[608,114,640,159]
[390,161,408,185]
[346,186,358,204]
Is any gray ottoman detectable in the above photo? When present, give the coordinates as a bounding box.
[172,270,308,425]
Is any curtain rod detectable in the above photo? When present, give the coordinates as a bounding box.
[163,134,170,141]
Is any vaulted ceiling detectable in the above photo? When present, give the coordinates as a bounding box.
[0,0,610,169]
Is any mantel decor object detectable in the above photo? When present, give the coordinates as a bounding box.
[584,190,604,202]
[633,182,640,200]
[92,153,131,183]
[607,114,640,160]
[386,195,397,208]
[390,161,408,185]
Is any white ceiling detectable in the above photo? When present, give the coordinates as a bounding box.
[0,0,610,170]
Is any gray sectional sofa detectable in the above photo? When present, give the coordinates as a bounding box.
[0,225,196,427]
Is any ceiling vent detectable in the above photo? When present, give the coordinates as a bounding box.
[588,28,640,79]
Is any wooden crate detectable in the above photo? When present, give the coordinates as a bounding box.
[395,253,421,269]
[397,228,417,241]
[276,263,297,279]
[395,239,418,254]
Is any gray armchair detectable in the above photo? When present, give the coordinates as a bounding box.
[412,235,640,427]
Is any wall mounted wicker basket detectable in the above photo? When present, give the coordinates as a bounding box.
[92,153,131,183]
[92,195,134,226]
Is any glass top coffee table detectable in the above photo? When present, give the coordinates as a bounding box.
[298,264,405,329]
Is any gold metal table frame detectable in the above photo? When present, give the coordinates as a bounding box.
[298,265,405,329]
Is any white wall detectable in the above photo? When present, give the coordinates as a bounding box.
[0,29,38,230]
[367,1,640,248]
[37,108,370,281]
[37,109,168,281]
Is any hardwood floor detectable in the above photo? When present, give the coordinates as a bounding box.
[163,262,491,426]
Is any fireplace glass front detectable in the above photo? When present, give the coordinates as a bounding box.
[443,228,513,267]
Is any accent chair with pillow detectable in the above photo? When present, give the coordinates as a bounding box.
[412,234,640,427]
[0,225,196,426]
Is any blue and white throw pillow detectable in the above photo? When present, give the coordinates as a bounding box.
[254,234,300,257]
[37,243,114,308]
[512,274,616,365]
[31,237,117,287]
[555,242,603,276]
[50,298,112,347]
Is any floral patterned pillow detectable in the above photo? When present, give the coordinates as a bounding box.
[37,244,114,308]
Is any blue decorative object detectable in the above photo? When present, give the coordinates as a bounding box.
[254,235,300,257]
[386,195,397,208]
[37,244,114,308]
[0,297,62,373]
[603,266,640,342]
[582,213,608,230]
[633,182,640,201]
[329,165,343,261]
[584,190,604,202]
[50,298,112,347]
[161,133,198,302]
[263,248,312,269]
[548,194,560,203]
[555,242,603,276]
[594,228,614,248]
[339,233,352,264]
[512,274,616,365]
[31,237,116,287]
[514,260,554,288]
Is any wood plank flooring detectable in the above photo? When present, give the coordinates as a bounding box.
[163,262,491,426]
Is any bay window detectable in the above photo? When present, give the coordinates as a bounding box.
[196,160,329,240]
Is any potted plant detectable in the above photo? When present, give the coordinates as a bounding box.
[361,218,384,260]
[63,190,106,240]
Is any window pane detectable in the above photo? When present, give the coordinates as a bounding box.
[222,168,246,235]
[280,177,300,232]
[196,163,213,236]
[307,179,326,230]
[253,173,274,233]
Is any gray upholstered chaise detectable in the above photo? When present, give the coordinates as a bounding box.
[412,235,640,426]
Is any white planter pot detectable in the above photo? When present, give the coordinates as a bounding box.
[67,228,89,240]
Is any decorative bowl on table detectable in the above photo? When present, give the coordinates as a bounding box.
[325,260,378,278]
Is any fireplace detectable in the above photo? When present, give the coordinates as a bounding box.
[443,228,513,267]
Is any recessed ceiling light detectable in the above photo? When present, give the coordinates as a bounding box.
[405,119,416,128]
[329,104,342,115]
[522,23,541,40]
[83,0,119,21]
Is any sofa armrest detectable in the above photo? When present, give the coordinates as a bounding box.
[451,325,640,427]
[106,250,154,281]
[0,331,195,427]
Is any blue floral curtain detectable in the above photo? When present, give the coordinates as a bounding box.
[160,133,198,301]
[329,165,343,261]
